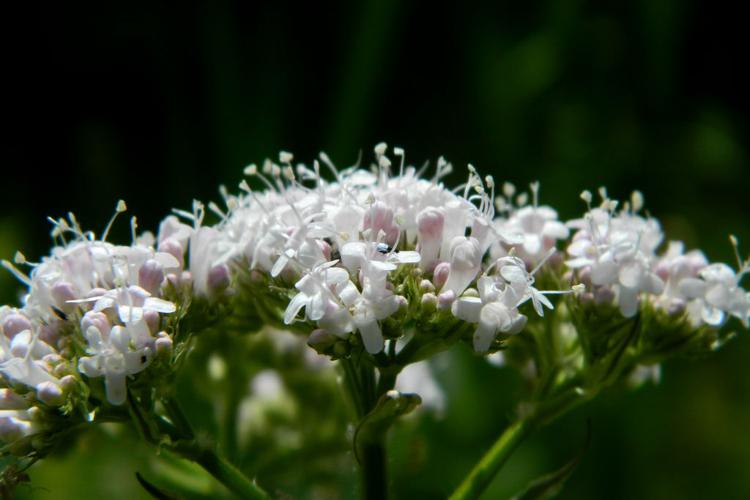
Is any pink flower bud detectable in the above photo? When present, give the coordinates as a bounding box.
[158,238,185,267]
[2,313,32,339]
[362,201,400,245]
[207,264,230,293]
[437,290,456,310]
[81,311,111,338]
[155,332,173,355]
[433,262,450,289]
[138,259,165,294]
[38,322,60,345]
[143,310,160,334]
[36,381,64,406]
[51,281,77,313]
[0,389,27,410]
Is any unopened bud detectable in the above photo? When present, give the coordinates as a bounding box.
[2,313,32,339]
[138,259,165,294]
[36,381,64,406]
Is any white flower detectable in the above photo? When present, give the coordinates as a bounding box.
[84,285,176,325]
[283,261,353,335]
[78,322,155,405]
[680,263,750,327]
[566,204,664,317]
[452,275,528,352]
[441,237,483,296]
[337,265,402,354]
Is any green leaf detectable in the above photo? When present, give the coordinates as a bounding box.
[135,472,179,500]
[510,420,591,500]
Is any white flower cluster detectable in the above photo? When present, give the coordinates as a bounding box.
[2,145,748,445]
[565,189,750,327]
[1,206,184,440]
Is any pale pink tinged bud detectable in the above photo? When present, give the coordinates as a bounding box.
[155,334,173,355]
[42,353,63,366]
[181,271,193,283]
[419,279,436,293]
[667,299,686,316]
[433,262,450,289]
[2,313,32,339]
[51,282,77,313]
[207,264,230,292]
[317,239,332,260]
[249,270,264,283]
[143,310,160,334]
[417,208,445,270]
[81,311,111,338]
[158,238,185,267]
[363,201,399,244]
[307,329,336,354]
[577,268,592,287]
[421,293,438,308]
[562,270,574,282]
[38,323,60,345]
[0,389,27,410]
[579,292,595,305]
[138,259,165,294]
[654,262,670,282]
[417,208,444,240]
[60,375,77,392]
[53,363,70,378]
[166,273,181,288]
[85,288,108,300]
[594,286,615,305]
[36,381,64,406]
[437,290,456,311]
[395,295,408,309]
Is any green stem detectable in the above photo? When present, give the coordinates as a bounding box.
[361,437,387,500]
[449,417,535,500]
[190,446,269,500]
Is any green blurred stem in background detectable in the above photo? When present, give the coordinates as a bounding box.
[449,417,536,500]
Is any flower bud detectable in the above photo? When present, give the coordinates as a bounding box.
[2,313,31,339]
[0,389,27,410]
[362,201,400,245]
[36,381,64,406]
[307,329,337,355]
[158,238,185,267]
[419,279,435,293]
[421,293,438,311]
[60,375,77,392]
[207,264,230,293]
[81,311,111,338]
[51,281,77,313]
[155,332,173,355]
[437,290,456,311]
[143,310,160,334]
[138,259,165,294]
[432,262,450,289]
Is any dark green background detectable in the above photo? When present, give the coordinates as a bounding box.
[3,1,749,498]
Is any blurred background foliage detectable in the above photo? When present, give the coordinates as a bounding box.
[2,0,749,498]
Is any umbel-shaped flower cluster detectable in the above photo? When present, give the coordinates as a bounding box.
[1,145,748,497]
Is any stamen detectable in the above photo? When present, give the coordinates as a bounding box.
[101,200,127,242]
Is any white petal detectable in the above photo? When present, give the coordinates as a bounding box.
[105,372,127,405]
[283,293,308,324]
[451,297,483,323]
[358,320,384,354]
[144,297,177,314]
